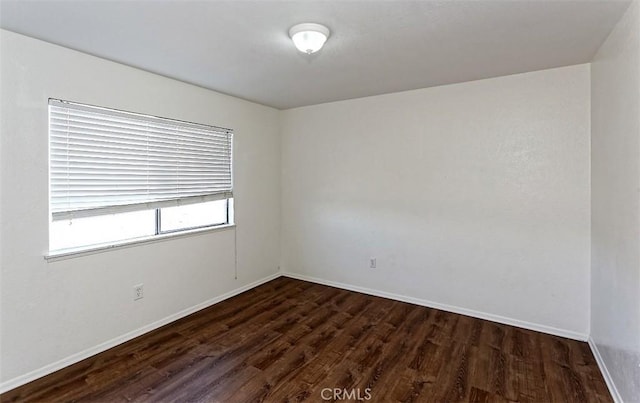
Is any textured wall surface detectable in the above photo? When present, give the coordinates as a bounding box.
[0,30,281,387]
[591,1,640,401]
[281,65,591,338]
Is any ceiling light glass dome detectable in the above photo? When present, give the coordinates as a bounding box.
[289,23,330,54]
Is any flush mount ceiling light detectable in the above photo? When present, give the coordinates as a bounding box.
[289,23,330,54]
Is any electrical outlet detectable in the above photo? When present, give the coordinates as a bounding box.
[133,284,144,301]
[369,258,377,269]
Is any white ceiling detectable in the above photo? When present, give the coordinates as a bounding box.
[0,0,630,109]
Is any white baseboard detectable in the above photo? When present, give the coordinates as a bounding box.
[0,272,281,395]
[588,337,622,403]
[283,272,588,341]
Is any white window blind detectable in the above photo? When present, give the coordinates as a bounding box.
[49,99,233,221]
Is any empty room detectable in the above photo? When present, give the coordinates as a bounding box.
[0,0,638,401]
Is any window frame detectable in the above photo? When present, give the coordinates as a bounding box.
[46,201,235,261]
[46,99,235,260]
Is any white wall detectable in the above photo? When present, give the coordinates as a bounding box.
[281,64,591,338]
[0,30,280,388]
[591,1,640,401]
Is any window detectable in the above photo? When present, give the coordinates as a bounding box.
[48,99,233,253]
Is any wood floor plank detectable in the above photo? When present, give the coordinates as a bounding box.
[1,277,612,403]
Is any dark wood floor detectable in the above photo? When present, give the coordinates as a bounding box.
[2,277,611,402]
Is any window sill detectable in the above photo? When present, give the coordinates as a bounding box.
[45,223,236,262]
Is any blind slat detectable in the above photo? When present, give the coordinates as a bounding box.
[49,99,233,220]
